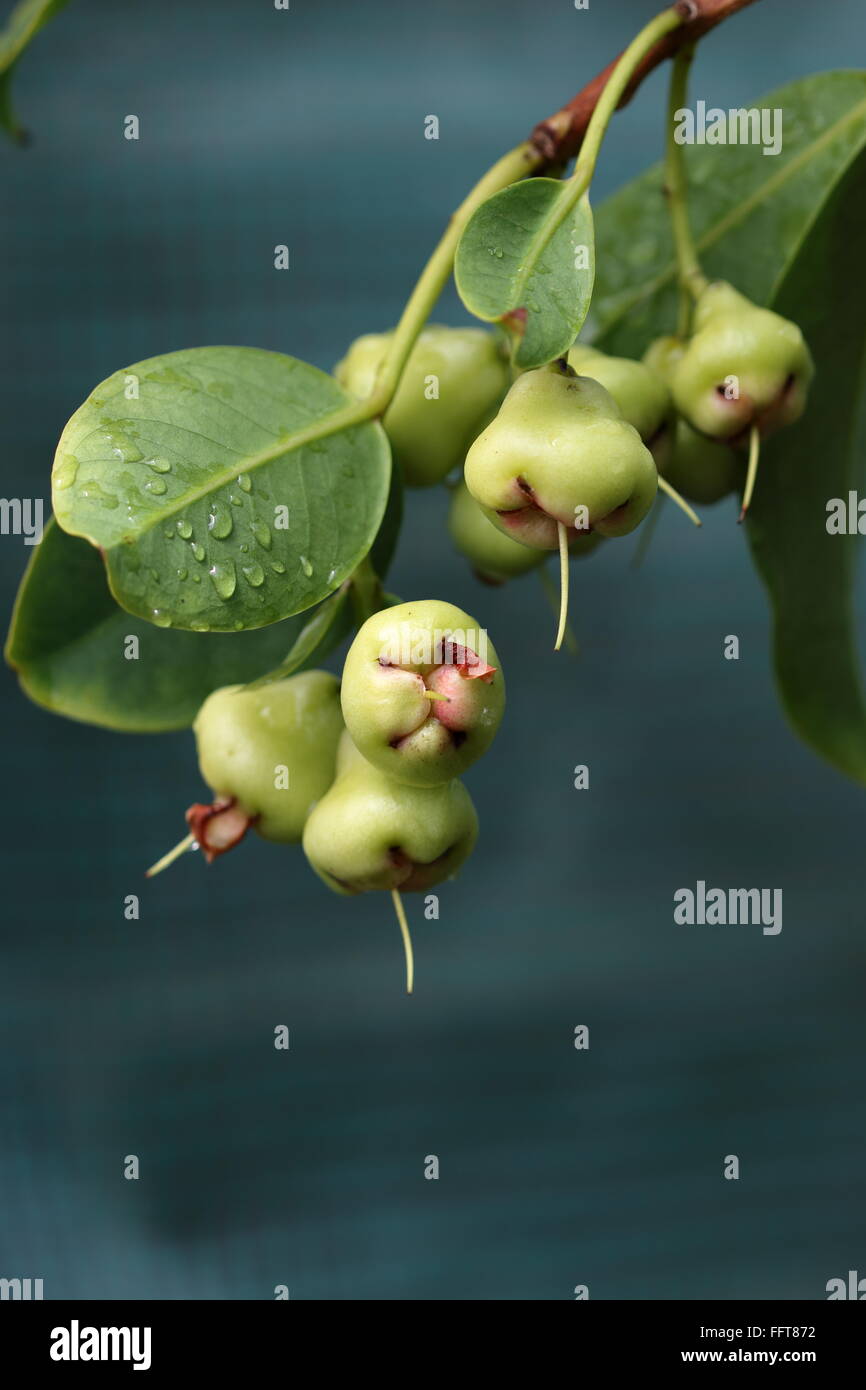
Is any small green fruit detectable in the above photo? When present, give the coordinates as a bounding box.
[341,599,504,787]
[334,324,509,487]
[464,361,657,548]
[643,335,740,504]
[303,731,478,894]
[669,282,814,441]
[192,670,343,854]
[663,418,743,505]
[448,481,545,585]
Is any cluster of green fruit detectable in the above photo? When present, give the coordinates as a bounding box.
[336,281,813,599]
[155,600,505,989]
[151,284,811,987]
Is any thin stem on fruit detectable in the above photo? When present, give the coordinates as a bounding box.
[538,563,578,654]
[658,475,702,527]
[391,889,415,995]
[145,832,196,878]
[554,521,571,652]
[665,44,709,329]
[739,423,761,522]
[423,690,451,703]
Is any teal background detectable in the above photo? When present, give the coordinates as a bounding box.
[1,0,865,1300]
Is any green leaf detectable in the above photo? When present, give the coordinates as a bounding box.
[590,71,866,357]
[5,519,348,732]
[454,179,595,369]
[0,0,70,143]
[246,586,352,691]
[747,147,866,784]
[51,346,391,633]
[590,70,866,785]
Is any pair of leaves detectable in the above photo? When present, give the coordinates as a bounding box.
[0,0,69,143]
[589,70,866,787]
[455,181,595,368]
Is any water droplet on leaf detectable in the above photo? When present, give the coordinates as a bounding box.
[208,500,233,538]
[209,559,237,599]
[241,562,265,588]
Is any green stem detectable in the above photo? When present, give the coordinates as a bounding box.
[561,7,686,218]
[665,44,709,333]
[366,143,539,416]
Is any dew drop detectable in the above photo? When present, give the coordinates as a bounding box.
[192,573,201,583]
[237,473,252,493]
[251,520,272,549]
[229,492,242,507]
[299,555,313,578]
[209,559,237,599]
[144,477,167,495]
[176,519,193,539]
[270,561,286,574]
[147,457,172,474]
[191,543,205,562]
[164,528,174,540]
[207,500,233,537]
[241,562,265,588]
[176,567,188,580]
[239,543,249,553]
[54,455,79,490]
[190,617,210,631]
[151,609,171,628]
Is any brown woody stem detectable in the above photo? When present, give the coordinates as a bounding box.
[531,0,761,168]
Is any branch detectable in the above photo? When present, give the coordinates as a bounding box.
[531,0,761,166]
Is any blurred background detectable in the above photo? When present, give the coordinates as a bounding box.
[1,0,865,1300]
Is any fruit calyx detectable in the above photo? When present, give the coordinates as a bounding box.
[185,797,256,863]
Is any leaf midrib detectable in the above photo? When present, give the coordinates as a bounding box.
[63,393,371,551]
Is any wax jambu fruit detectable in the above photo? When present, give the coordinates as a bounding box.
[340,599,504,788]
[643,335,741,504]
[189,670,343,860]
[668,282,814,442]
[303,732,478,894]
[463,360,657,549]
[334,324,510,487]
[448,481,545,584]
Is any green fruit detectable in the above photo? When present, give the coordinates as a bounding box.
[669,282,814,441]
[303,731,478,894]
[643,335,740,504]
[662,418,743,505]
[448,481,545,585]
[341,599,504,788]
[567,344,672,449]
[193,670,343,847]
[334,324,509,487]
[464,361,657,549]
